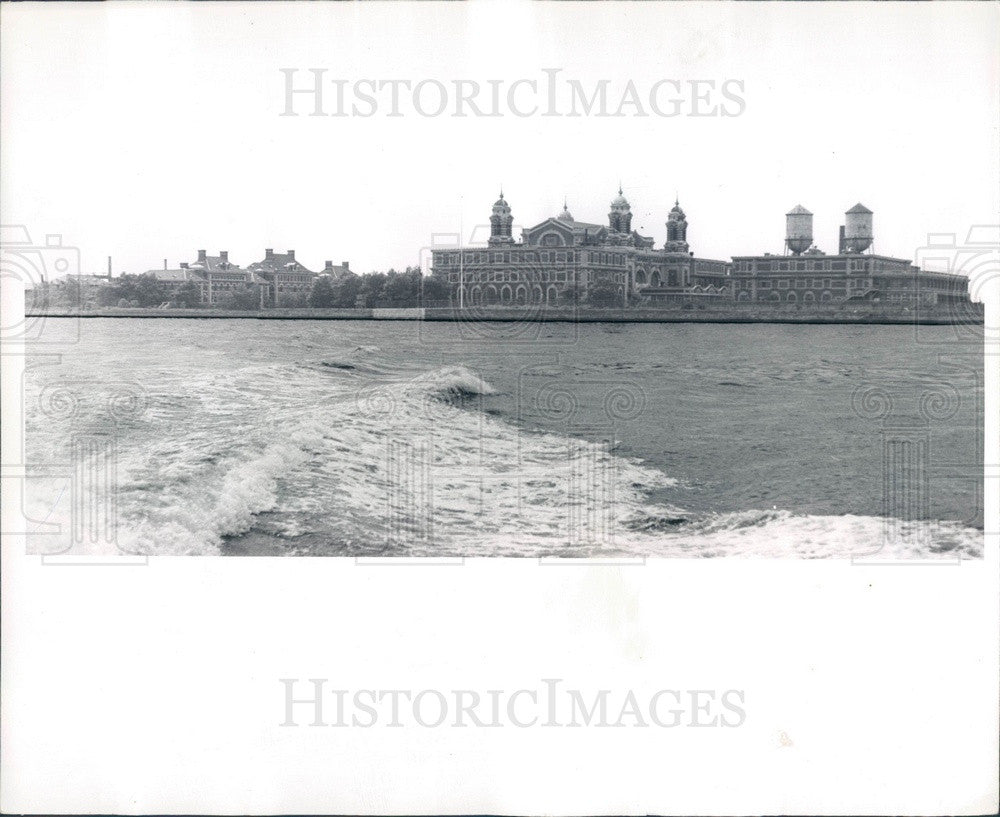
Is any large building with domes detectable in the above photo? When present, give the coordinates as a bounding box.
[430,188,732,306]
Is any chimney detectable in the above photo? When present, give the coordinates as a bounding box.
[198,249,207,262]
[163,258,168,270]
[180,262,189,269]
[838,226,846,254]
[324,260,333,272]
[265,248,273,260]
[108,256,112,278]
[342,261,349,271]
[287,249,295,260]
[220,250,228,263]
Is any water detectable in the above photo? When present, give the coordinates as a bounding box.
[24,318,983,558]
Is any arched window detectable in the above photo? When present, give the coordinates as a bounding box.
[769,291,781,301]
[787,291,797,302]
[515,285,527,304]
[500,285,512,303]
[546,285,558,305]
[820,291,832,302]
[650,271,662,287]
[737,291,750,301]
[542,233,564,247]
[485,284,498,303]
[635,269,647,285]
[803,292,815,303]
[471,285,482,304]
[533,286,543,303]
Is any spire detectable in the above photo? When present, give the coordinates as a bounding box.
[618,181,623,195]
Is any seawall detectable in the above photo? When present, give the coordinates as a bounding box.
[24,305,982,325]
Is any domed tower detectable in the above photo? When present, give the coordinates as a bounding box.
[609,186,632,233]
[488,190,514,245]
[665,198,689,253]
[557,198,574,222]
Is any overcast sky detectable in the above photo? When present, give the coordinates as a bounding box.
[2,1,997,276]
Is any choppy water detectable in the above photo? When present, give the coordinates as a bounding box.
[24,318,983,558]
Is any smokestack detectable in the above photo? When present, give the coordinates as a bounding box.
[108,256,112,279]
[163,258,168,270]
[198,249,207,262]
[220,250,228,263]
[265,248,273,260]
[838,225,846,254]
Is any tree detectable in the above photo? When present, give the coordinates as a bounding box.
[174,281,202,307]
[101,274,169,307]
[221,285,262,310]
[333,275,362,307]
[358,273,387,307]
[421,274,449,305]
[309,277,336,308]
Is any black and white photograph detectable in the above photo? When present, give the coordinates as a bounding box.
[1,1,997,814]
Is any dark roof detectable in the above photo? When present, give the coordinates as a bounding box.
[247,252,315,275]
[846,203,873,214]
[147,269,203,283]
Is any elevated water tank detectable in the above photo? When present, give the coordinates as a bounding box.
[843,203,873,253]
[785,205,813,255]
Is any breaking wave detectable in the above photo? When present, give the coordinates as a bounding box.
[25,344,983,559]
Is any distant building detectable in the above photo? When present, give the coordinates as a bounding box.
[45,273,113,308]
[145,249,352,307]
[319,260,354,281]
[246,249,316,306]
[144,267,207,302]
[731,204,970,307]
[432,193,971,309]
[430,188,730,306]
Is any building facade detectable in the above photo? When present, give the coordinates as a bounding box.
[147,249,353,307]
[731,204,970,307]
[430,189,731,306]
[432,193,971,309]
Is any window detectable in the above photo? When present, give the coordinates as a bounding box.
[759,280,771,288]
[778,279,789,289]
[796,280,806,288]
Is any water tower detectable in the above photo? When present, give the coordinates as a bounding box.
[785,205,813,255]
[842,203,873,253]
